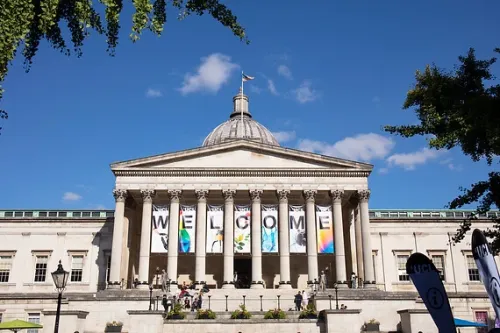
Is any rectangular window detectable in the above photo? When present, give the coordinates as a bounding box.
[27,313,40,333]
[70,255,84,282]
[475,311,488,333]
[0,256,13,283]
[397,255,410,281]
[467,255,480,281]
[372,252,377,283]
[34,256,48,282]
[106,255,111,283]
[431,255,445,280]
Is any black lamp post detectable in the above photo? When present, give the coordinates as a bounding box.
[242,295,246,307]
[328,295,332,310]
[333,283,339,310]
[149,285,153,311]
[208,295,211,310]
[259,295,263,311]
[156,267,160,289]
[156,295,160,311]
[277,295,281,310]
[225,295,228,311]
[51,260,69,333]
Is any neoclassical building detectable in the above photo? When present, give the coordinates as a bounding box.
[0,91,498,333]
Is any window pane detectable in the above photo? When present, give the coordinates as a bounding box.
[34,256,48,282]
[27,313,40,333]
[466,255,480,281]
[397,255,410,281]
[475,311,488,333]
[0,256,12,283]
[431,255,445,280]
[70,255,84,282]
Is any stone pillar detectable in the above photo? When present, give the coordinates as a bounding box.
[304,190,318,282]
[250,190,264,288]
[195,190,209,286]
[354,206,364,285]
[137,189,155,289]
[109,189,127,289]
[330,190,347,287]
[167,190,181,291]
[222,190,236,289]
[358,190,375,288]
[277,190,292,288]
[347,207,357,277]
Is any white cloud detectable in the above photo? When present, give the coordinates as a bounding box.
[63,192,82,202]
[277,65,293,80]
[378,167,389,174]
[297,133,395,162]
[179,53,239,95]
[267,79,279,95]
[272,131,296,143]
[146,88,162,98]
[440,158,463,171]
[387,148,445,170]
[292,81,319,104]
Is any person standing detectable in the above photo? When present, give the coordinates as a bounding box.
[319,271,326,291]
[294,292,303,311]
[351,272,357,289]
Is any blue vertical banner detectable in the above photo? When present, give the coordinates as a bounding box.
[406,252,456,333]
[261,205,278,253]
[472,229,500,320]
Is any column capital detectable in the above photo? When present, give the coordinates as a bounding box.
[277,189,290,202]
[113,189,128,203]
[195,189,209,201]
[303,190,317,202]
[330,189,344,203]
[140,189,155,203]
[249,189,263,201]
[167,190,182,202]
[222,189,236,201]
[357,189,371,203]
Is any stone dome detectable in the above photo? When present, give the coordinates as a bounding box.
[202,89,280,147]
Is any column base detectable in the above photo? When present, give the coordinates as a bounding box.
[278,282,292,289]
[363,281,377,289]
[221,282,235,289]
[250,281,264,289]
[136,283,150,290]
[195,281,207,289]
[107,282,121,289]
[335,282,348,289]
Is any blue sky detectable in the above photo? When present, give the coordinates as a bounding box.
[0,0,499,210]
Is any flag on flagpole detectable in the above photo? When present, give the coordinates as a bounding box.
[242,73,255,82]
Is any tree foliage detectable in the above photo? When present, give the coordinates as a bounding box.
[0,0,248,132]
[384,48,500,251]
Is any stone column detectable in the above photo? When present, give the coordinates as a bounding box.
[195,190,209,286]
[358,190,375,287]
[109,189,127,289]
[167,190,182,291]
[354,206,364,284]
[330,190,347,287]
[250,190,263,288]
[277,190,292,288]
[222,190,236,289]
[304,190,318,282]
[137,189,155,289]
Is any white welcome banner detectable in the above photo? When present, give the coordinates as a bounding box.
[151,205,169,253]
[262,205,278,253]
[206,205,224,253]
[316,205,334,254]
[179,205,196,253]
[234,205,251,253]
[289,205,306,253]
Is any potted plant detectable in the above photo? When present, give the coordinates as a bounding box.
[230,304,252,319]
[298,303,318,319]
[105,321,123,332]
[365,319,380,331]
[166,303,186,320]
[195,309,217,319]
[264,308,286,319]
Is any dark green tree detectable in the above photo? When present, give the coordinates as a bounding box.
[384,48,500,251]
[0,0,248,131]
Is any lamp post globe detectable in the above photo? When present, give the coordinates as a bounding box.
[51,260,69,333]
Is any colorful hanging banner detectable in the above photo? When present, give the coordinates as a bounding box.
[316,205,333,253]
[234,205,251,253]
[206,205,224,253]
[289,205,306,253]
[406,252,456,333]
[179,205,196,253]
[472,229,500,319]
[262,205,278,253]
[151,205,169,253]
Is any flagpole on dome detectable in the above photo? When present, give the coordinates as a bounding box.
[240,71,255,139]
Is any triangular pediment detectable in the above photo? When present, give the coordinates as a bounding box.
[111,140,373,173]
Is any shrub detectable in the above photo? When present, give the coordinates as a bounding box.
[230,304,252,319]
[264,308,286,319]
[105,321,123,327]
[298,303,317,319]
[166,303,186,319]
[196,309,216,319]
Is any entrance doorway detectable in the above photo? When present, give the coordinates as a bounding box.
[234,258,252,289]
